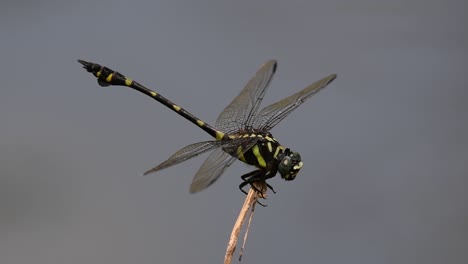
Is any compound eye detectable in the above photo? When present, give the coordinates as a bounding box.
[278,150,302,181]
[282,156,292,168]
[278,156,293,180]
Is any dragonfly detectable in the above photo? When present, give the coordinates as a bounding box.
[78,59,336,194]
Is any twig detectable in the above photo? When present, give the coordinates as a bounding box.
[239,197,257,261]
[224,182,266,264]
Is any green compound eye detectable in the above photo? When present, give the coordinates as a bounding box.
[278,150,302,181]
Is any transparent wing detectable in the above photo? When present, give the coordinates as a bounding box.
[215,60,277,133]
[143,140,225,175]
[189,149,236,193]
[189,138,258,193]
[255,74,337,131]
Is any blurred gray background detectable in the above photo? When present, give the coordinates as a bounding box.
[1,0,467,263]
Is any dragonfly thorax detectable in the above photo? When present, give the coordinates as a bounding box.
[277,148,302,181]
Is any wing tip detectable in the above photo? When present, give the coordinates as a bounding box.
[263,60,278,73]
[189,183,201,193]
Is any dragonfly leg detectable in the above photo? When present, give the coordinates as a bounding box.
[239,170,276,195]
[239,170,262,194]
[239,170,270,207]
[265,182,276,194]
[239,180,249,195]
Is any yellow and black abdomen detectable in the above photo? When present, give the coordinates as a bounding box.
[78,59,226,141]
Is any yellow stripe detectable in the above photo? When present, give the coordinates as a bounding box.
[237,146,246,162]
[125,78,133,86]
[294,161,304,170]
[106,73,113,82]
[172,105,181,111]
[196,120,205,127]
[252,145,266,168]
[265,136,274,142]
[150,91,157,97]
[215,131,225,141]
[267,142,273,152]
[96,71,102,77]
[273,146,282,158]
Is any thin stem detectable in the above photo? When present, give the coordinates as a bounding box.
[224,182,266,264]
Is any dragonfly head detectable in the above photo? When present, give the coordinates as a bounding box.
[278,148,303,181]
